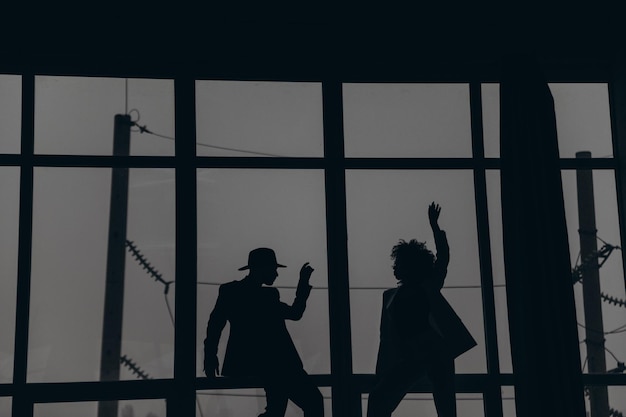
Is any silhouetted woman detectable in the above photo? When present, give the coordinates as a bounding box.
[367,202,476,417]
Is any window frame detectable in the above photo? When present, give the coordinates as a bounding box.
[1,61,625,417]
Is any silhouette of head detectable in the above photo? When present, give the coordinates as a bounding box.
[391,239,435,283]
[239,248,286,285]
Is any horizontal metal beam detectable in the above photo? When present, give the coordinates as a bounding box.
[0,59,614,83]
[2,373,624,404]
[0,154,619,170]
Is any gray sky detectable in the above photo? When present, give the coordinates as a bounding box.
[0,76,625,417]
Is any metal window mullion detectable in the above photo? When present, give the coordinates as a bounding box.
[12,73,35,417]
[322,80,359,417]
[168,74,197,417]
[470,82,504,417]
[609,57,626,292]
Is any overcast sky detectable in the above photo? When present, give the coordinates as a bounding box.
[0,75,625,417]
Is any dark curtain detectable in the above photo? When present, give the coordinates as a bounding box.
[500,55,586,417]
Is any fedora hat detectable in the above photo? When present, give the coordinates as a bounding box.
[238,247,287,271]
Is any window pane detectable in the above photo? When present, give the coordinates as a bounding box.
[196,169,329,377]
[607,386,626,417]
[480,83,613,159]
[0,397,11,416]
[29,168,175,382]
[0,74,21,153]
[33,399,166,417]
[126,78,175,156]
[502,386,516,417]
[485,170,513,373]
[550,83,613,159]
[561,169,626,374]
[35,76,174,156]
[0,167,19,383]
[360,393,484,417]
[343,84,472,157]
[196,387,332,417]
[581,386,626,417]
[346,170,485,374]
[195,81,323,157]
[481,83,500,158]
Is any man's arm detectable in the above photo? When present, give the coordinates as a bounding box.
[203,284,228,377]
[280,262,314,320]
[429,202,449,290]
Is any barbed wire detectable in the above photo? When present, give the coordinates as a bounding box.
[571,243,619,284]
[125,240,173,294]
[125,238,203,417]
[120,355,152,380]
[572,240,626,309]
[601,293,626,308]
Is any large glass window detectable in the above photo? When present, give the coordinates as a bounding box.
[196,387,333,417]
[346,170,485,374]
[34,76,174,156]
[0,168,19,383]
[0,74,21,154]
[481,83,614,158]
[561,169,626,375]
[481,81,626,417]
[1,67,624,417]
[33,399,166,417]
[343,83,472,157]
[195,81,324,157]
[29,167,175,382]
[196,169,330,377]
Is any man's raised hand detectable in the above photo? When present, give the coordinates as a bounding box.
[299,262,314,285]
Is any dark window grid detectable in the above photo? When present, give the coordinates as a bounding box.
[0,155,619,170]
[5,374,626,403]
[167,75,197,416]
[8,375,626,403]
[470,82,504,417]
[12,72,35,417]
[0,60,615,82]
[5,75,626,417]
[609,75,626,289]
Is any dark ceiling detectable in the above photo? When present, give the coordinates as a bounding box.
[6,6,624,79]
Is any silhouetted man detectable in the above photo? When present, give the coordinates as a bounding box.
[367,203,476,417]
[204,247,324,417]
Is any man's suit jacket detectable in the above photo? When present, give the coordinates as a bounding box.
[204,276,312,377]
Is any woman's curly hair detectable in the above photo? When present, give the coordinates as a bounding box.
[391,239,435,281]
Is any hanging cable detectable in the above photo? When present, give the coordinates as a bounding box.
[604,346,621,363]
[128,115,285,157]
[196,281,503,290]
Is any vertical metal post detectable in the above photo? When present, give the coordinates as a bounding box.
[608,53,626,300]
[12,73,35,417]
[322,80,359,417]
[575,151,609,417]
[98,114,131,417]
[469,82,504,417]
[166,74,197,417]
